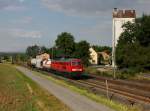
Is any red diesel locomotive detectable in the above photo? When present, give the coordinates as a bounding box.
[51,58,84,77]
[30,56,84,77]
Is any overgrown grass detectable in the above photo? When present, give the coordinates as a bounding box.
[0,64,71,111]
[132,72,150,81]
[32,70,140,111]
[85,66,141,79]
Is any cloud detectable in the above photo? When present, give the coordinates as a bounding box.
[10,29,42,38]
[3,5,26,11]
[19,16,33,24]
[137,0,150,4]
[19,0,25,3]
[41,0,150,16]
[11,16,33,24]
[0,28,42,52]
[0,0,25,11]
[41,0,150,46]
[0,28,42,39]
[0,28,41,39]
[77,21,112,45]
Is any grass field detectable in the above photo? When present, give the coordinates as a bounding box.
[0,64,71,111]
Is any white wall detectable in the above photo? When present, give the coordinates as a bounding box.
[112,18,135,46]
[89,48,98,65]
[112,17,135,67]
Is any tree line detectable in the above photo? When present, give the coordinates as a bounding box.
[0,52,27,64]
[26,32,112,66]
[26,32,91,66]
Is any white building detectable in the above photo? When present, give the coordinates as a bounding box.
[112,8,136,67]
[89,47,98,65]
[89,47,111,65]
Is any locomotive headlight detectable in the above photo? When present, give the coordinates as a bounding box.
[72,69,82,71]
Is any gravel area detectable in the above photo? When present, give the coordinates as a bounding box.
[16,66,114,111]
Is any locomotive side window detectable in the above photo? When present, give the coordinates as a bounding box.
[71,61,81,66]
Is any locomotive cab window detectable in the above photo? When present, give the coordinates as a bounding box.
[71,61,81,66]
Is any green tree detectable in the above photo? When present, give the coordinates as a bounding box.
[116,15,150,71]
[3,55,10,61]
[40,46,51,54]
[55,32,75,57]
[26,45,40,58]
[136,15,150,46]
[19,53,28,62]
[73,40,90,66]
[48,47,63,59]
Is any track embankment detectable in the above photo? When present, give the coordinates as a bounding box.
[16,66,114,111]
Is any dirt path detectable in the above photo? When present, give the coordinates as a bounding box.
[16,66,115,111]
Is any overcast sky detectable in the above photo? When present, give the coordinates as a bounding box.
[0,0,150,52]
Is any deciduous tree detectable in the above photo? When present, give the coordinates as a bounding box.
[73,40,90,66]
[55,32,75,57]
[116,15,150,71]
[26,45,40,58]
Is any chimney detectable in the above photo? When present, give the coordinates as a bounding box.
[113,8,118,18]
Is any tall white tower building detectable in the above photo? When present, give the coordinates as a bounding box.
[112,8,136,67]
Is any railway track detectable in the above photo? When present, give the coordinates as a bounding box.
[27,67,150,107]
[76,79,150,104]
[89,74,150,92]
[81,79,150,97]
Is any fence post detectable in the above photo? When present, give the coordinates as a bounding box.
[106,80,109,99]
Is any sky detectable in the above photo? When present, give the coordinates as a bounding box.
[0,0,150,52]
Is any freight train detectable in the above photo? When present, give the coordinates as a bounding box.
[30,54,84,77]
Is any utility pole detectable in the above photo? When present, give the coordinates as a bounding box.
[112,19,116,79]
[112,8,117,79]
[52,47,53,59]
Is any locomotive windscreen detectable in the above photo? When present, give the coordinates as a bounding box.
[71,61,81,66]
